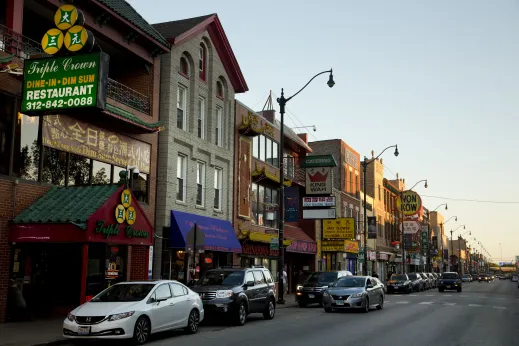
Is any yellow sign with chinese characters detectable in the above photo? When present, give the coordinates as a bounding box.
[115,204,126,224]
[41,28,64,55]
[54,4,79,30]
[323,218,355,239]
[64,25,88,52]
[41,114,151,174]
[321,240,346,252]
[116,190,137,225]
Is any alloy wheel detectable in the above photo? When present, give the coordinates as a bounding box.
[239,303,247,325]
[188,310,199,333]
[135,317,150,345]
[268,300,275,318]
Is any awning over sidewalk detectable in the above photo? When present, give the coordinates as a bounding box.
[284,225,317,254]
[170,210,242,253]
[10,185,153,245]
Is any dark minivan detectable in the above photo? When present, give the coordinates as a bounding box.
[296,271,352,307]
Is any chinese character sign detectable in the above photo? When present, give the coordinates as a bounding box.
[323,218,355,239]
[42,114,151,174]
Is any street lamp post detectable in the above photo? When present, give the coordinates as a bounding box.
[450,225,465,272]
[400,179,427,274]
[458,230,470,275]
[429,204,447,272]
[439,216,457,273]
[361,145,399,275]
[276,69,334,304]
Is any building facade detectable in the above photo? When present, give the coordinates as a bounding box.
[153,14,248,282]
[234,102,317,293]
[430,211,446,272]
[0,0,168,322]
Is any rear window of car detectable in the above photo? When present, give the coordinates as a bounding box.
[442,273,459,279]
[263,270,273,284]
[408,273,418,279]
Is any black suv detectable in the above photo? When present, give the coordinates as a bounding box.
[296,271,352,307]
[387,274,413,294]
[191,266,276,326]
[438,272,462,292]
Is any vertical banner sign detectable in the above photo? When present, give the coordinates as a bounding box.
[443,249,449,261]
[367,216,377,239]
[284,186,299,222]
[421,226,428,253]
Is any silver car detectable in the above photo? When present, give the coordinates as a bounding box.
[322,276,385,313]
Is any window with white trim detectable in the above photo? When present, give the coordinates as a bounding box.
[176,154,187,202]
[215,107,223,147]
[177,85,187,130]
[214,167,223,210]
[198,97,205,139]
[196,161,205,206]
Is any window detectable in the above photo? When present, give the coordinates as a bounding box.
[177,154,187,202]
[215,107,223,147]
[253,271,266,285]
[355,174,359,196]
[378,184,381,201]
[196,161,205,206]
[177,85,187,130]
[216,81,223,98]
[349,171,353,194]
[154,284,172,300]
[11,110,40,180]
[170,283,186,297]
[198,97,205,139]
[349,207,353,217]
[263,270,273,284]
[251,183,278,228]
[214,168,222,210]
[180,57,188,76]
[284,152,294,177]
[199,43,206,80]
[245,271,254,284]
[252,135,280,168]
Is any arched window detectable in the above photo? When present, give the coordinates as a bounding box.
[180,57,188,76]
[216,81,223,98]
[199,43,207,81]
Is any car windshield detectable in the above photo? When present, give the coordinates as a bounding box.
[198,271,244,286]
[442,273,459,279]
[307,272,338,284]
[90,283,154,302]
[408,273,418,279]
[332,277,366,288]
[391,274,407,281]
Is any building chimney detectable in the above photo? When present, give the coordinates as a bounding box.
[297,133,308,144]
[380,158,383,165]
[258,110,275,123]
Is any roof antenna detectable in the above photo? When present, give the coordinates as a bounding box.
[262,90,274,111]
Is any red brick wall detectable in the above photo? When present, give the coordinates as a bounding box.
[0,178,51,322]
[129,246,148,281]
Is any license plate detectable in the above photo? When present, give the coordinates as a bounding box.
[336,300,344,305]
[308,294,315,299]
[446,285,451,288]
[77,326,90,335]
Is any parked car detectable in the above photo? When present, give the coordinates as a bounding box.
[191,266,276,326]
[512,275,518,282]
[438,272,462,292]
[478,273,491,282]
[461,274,471,282]
[420,273,432,289]
[427,273,437,288]
[471,273,478,281]
[322,276,384,313]
[386,274,413,294]
[63,281,204,345]
[296,271,352,307]
[372,277,386,293]
[407,273,425,292]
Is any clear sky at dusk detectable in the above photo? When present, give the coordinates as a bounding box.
[129,0,519,262]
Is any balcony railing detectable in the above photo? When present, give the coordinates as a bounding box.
[106,78,151,115]
[0,24,48,60]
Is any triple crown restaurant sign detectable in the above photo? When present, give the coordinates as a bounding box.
[21,52,109,113]
[396,190,422,216]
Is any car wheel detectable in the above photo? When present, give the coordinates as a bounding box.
[133,316,151,345]
[363,298,370,313]
[185,309,200,334]
[235,301,247,326]
[377,296,384,310]
[457,288,462,293]
[324,307,332,313]
[263,297,275,320]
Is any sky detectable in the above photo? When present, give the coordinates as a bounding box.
[129,0,519,262]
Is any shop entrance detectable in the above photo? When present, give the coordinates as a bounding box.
[9,243,82,320]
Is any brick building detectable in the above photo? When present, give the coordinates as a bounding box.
[308,139,361,273]
[152,14,248,282]
[234,101,317,293]
[0,0,168,322]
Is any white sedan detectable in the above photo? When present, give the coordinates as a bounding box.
[63,280,204,344]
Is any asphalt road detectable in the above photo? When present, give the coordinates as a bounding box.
[143,279,519,346]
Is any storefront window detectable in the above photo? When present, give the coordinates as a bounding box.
[251,183,258,224]
[12,112,40,181]
[68,154,90,186]
[113,165,126,184]
[92,160,111,184]
[132,173,148,203]
[86,244,127,299]
[41,147,66,186]
[0,93,15,176]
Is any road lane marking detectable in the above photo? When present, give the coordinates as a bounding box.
[419,302,433,305]
[460,295,469,297]
[468,304,482,307]
[493,306,507,310]
[443,303,456,306]
[426,294,434,296]
[443,294,452,297]
[409,295,417,297]
[395,301,409,304]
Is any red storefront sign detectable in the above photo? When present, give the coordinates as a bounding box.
[242,244,279,257]
[286,240,317,254]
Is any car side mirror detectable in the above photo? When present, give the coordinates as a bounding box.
[367,284,374,289]
[155,296,168,302]
[246,281,255,287]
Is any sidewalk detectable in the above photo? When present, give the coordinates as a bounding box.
[0,318,67,346]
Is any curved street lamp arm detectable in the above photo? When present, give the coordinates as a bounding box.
[285,69,333,103]
[442,216,458,225]
[433,203,447,211]
[408,179,427,191]
[453,225,466,232]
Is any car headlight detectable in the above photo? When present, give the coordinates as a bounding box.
[216,290,233,298]
[297,285,303,292]
[350,293,364,298]
[67,313,75,322]
[108,311,135,321]
[323,291,330,297]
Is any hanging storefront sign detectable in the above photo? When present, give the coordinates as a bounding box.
[241,244,278,257]
[300,154,337,168]
[284,186,299,222]
[305,167,332,194]
[401,220,421,234]
[286,240,317,254]
[421,226,428,252]
[321,240,346,252]
[323,218,355,239]
[42,115,151,173]
[344,240,359,254]
[21,52,109,113]
[302,208,336,219]
[302,196,336,207]
[367,216,377,239]
[396,190,422,216]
